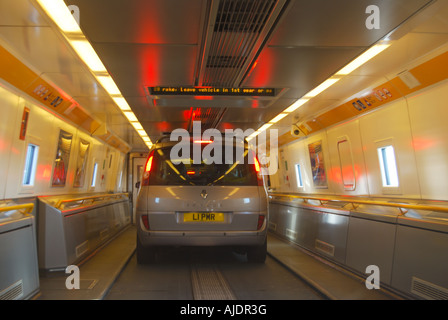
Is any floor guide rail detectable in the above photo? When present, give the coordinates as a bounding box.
[190,264,236,300]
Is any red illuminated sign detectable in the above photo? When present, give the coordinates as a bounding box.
[148,86,276,97]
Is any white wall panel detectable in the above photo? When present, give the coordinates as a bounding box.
[358,99,421,199]
[15,98,54,197]
[407,80,448,200]
[326,119,369,196]
[0,82,126,200]
[0,84,20,199]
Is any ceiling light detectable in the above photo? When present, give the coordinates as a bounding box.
[131,122,143,131]
[113,97,131,111]
[257,123,273,132]
[284,98,309,113]
[96,76,121,95]
[336,44,391,75]
[70,40,107,72]
[137,129,147,136]
[304,78,340,98]
[246,131,259,141]
[269,113,288,124]
[123,111,138,122]
[36,0,82,34]
[142,137,151,142]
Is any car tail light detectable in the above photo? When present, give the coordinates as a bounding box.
[252,152,264,186]
[142,151,154,186]
[141,214,150,230]
[257,215,265,230]
[253,155,261,173]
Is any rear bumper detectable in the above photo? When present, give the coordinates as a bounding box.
[138,228,267,247]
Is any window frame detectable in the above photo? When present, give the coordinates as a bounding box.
[19,135,42,194]
[90,160,99,190]
[375,139,401,195]
[22,143,39,187]
[295,163,304,189]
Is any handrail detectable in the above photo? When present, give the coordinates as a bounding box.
[55,193,129,209]
[269,192,448,214]
[0,203,35,214]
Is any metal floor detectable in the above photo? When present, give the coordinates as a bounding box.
[34,225,398,300]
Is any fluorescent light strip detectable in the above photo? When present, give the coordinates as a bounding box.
[269,113,288,124]
[336,44,391,75]
[304,78,340,98]
[123,111,138,122]
[37,0,151,148]
[70,40,107,72]
[250,43,391,141]
[131,122,144,131]
[137,129,147,136]
[284,98,309,113]
[37,0,82,33]
[113,97,131,111]
[246,131,259,141]
[258,123,273,132]
[97,76,121,95]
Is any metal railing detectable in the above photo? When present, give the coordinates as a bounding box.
[55,193,129,210]
[269,192,448,215]
[0,203,35,214]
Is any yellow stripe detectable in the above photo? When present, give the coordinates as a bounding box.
[0,44,130,153]
[279,49,448,145]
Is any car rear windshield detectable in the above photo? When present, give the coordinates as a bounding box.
[148,145,258,186]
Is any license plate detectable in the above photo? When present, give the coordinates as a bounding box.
[184,212,225,222]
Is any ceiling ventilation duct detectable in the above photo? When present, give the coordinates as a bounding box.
[196,0,289,87]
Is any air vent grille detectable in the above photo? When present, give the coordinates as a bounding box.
[200,0,286,87]
[315,239,335,257]
[76,240,89,258]
[206,56,247,69]
[268,221,277,231]
[0,280,23,300]
[214,0,276,33]
[411,277,448,300]
[285,228,297,241]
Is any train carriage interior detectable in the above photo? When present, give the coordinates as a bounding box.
[1,0,448,305]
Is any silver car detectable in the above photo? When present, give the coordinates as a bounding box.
[135,135,268,263]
